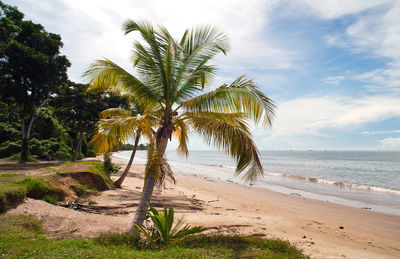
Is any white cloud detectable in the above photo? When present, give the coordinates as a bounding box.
[322,75,345,85]
[319,0,400,94]
[9,0,293,82]
[264,95,400,139]
[379,137,400,149]
[361,130,400,135]
[297,0,392,20]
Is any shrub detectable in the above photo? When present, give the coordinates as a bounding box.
[137,205,206,247]
[103,154,120,174]
[0,140,21,158]
[3,153,37,162]
[0,138,72,161]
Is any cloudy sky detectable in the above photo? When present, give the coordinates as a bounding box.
[7,0,400,150]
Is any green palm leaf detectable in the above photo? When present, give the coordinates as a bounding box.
[181,75,276,127]
[185,111,263,183]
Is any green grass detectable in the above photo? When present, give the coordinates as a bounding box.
[0,174,18,178]
[89,162,114,187]
[70,184,98,197]
[0,214,308,258]
[55,161,114,188]
[0,176,65,212]
[0,161,113,213]
[0,183,26,213]
[42,195,58,205]
[3,153,37,162]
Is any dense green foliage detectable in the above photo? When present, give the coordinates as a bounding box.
[120,143,149,150]
[52,82,128,160]
[0,138,71,160]
[102,154,121,174]
[0,102,19,143]
[0,2,127,162]
[0,1,70,162]
[0,214,308,258]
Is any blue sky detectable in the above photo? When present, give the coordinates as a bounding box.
[6,0,400,150]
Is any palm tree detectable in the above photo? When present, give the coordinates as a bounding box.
[91,99,159,188]
[84,20,276,232]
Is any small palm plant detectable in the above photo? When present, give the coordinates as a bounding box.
[136,205,206,247]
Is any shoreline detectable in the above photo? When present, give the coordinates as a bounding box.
[110,156,400,258]
[7,156,400,258]
[114,151,400,216]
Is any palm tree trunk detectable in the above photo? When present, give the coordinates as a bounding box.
[114,132,140,188]
[129,174,156,232]
[129,132,169,232]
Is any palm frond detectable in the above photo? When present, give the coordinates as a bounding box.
[183,25,229,58]
[172,118,189,157]
[158,157,176,186]
[181,75,276,127]
[83,59,161,104]
[124,20,170,106]
[99,107,131,119]
[185,112,263,183]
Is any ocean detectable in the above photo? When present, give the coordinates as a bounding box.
[114,150,400,215]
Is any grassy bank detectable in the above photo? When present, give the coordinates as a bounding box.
[0,214,308,258]
[0,161,112,213]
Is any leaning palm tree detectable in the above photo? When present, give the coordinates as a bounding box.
[91,99,159,187]
[84,20,276,232]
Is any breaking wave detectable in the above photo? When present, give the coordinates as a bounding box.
[263,171,400,195]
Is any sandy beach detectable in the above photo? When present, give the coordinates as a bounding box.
[8,157,400,259]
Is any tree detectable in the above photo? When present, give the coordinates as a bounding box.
[52,81,128,161]
[0,1,70,162]
[84,21,276,232]
[90,98,159,187]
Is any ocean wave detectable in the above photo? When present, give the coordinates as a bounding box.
[204,163,236,169]
[263,171,400,195]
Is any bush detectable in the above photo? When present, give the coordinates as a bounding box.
[137,205,206,247]
[0,140,21,158]
[3,153,37,162]
[103,154,120,174]
[0,138,72,161]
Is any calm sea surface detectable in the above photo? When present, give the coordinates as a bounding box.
[114,150,400,215]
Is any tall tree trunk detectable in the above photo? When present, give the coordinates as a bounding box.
[72,123,86,161]
[114,132,141,188]
[129,132,169,232]
[20,112,35,163]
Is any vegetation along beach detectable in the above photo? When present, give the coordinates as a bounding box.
[1,0,399,258]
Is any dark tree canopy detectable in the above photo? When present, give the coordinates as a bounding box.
[0,1,70,161]
[52,81,129,160]
[0,1,70,108]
